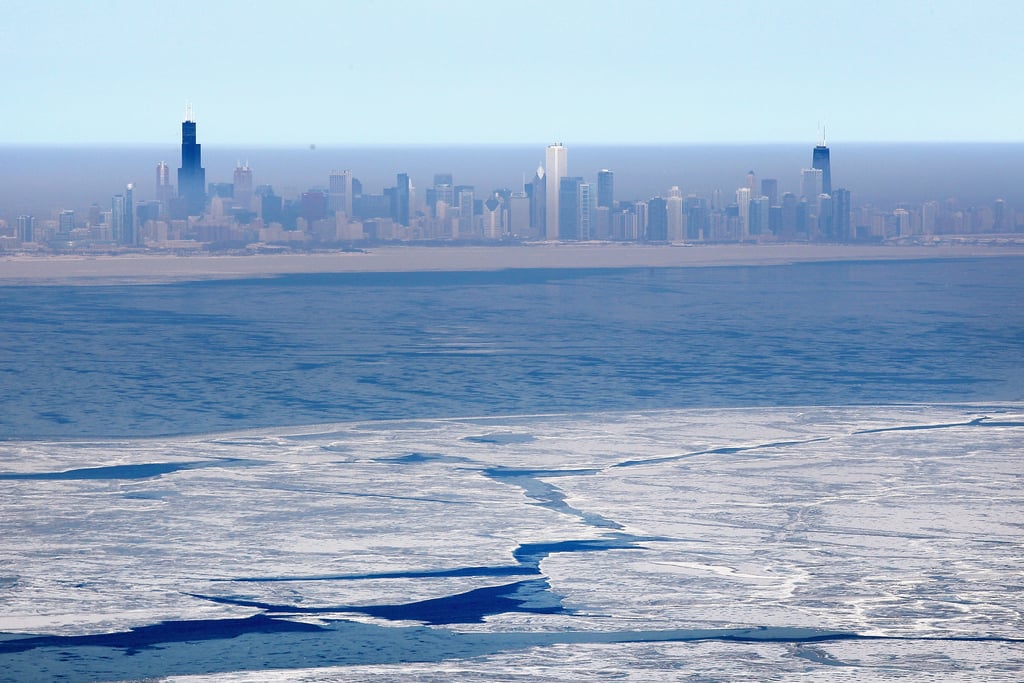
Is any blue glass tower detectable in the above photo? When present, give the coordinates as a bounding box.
[177,105,206,217]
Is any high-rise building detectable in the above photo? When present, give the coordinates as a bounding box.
[992,198,1007,232]
[667,186,684,242]
[780,192,798,239]
[16,215,35,243]
[545,143,566,240]
[831,188,851,241]
[921,200,939,236]
[301,190,328,226]
[558,176,582,240]
[812,141,831,196]
[745,170,757,197]
[800,168,823,203]
[177,104,206,217]
[760,178,778,207]
[507,191,530,236]
[430,174,455,219]
[111,185,134,244]
[530,165,545,235]
[578,181,593,240]
[155,161,173,211]
[457,186,474,238]
[394,173,411,226]
[597,169,614,209]
[735,187,751,239]
[58,210,75,237]
[328,170,354,217]
[234,163,253,210]
[110,184,134,244]
[684,196,708,241]
[646,197,668,241]
[749,196,770,236]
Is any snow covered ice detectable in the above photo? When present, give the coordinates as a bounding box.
[1,404,1022,681]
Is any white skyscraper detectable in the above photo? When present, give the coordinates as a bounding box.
[736,187,751,239]
[667,186,684,242]
[545,143,566,241]
[329,170,354,217]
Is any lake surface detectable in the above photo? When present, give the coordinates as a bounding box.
[1,258,1022,441]
[0,257,1022,681]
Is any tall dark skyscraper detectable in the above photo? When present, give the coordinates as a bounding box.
[760,178,778,206]
[558,176,583,240]
[812,139,831,196]
[646,197,668,241]
[177,104,206,217]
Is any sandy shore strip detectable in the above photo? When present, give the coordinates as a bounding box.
[1,243,1022,284]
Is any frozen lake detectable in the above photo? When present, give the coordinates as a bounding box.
[1,405,1022,680]
[0,257,1022,680]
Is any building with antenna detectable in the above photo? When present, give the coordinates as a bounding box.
[177,103,206,218]
[812,128,831,196]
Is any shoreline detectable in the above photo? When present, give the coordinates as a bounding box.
[1,243,1023,284]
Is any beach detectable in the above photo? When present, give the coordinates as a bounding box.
[2,243,1023,284]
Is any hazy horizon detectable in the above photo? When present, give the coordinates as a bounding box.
[3,142,1022,223]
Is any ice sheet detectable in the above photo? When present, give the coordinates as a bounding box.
[1,404,1022,680]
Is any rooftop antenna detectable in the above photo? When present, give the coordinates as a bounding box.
[185,101,194,122]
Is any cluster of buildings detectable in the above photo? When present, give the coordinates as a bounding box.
[3,113,1021,252]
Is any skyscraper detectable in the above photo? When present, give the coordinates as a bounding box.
[558,176,582,240]
[58,210,75,237]
[457,186,474,238]
[545,143,566,240]
[328,170,354,217]
[745,170,757,197]
[177,104,206,217]
[233,163,253,210]
[16,215,35,243]
[646,197,668,241]
[578,181,593,241]
[111,184,134,244]
[831,188,851,241]
[597,169,614,209]
[760,178,778,207]
[800,168,823,203]
[667,186,684,242]
[530,165,545,235]
[735,187,751,239]
[155,161,173,211]
[749,196,770,236]
[394,173,411,226]
[812,140,831,196]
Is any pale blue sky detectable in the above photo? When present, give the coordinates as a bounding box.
[3,0,1022,146]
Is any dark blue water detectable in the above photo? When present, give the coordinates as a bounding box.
[0,257,1021,440]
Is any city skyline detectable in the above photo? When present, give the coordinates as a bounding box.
[3,1,1023,146]
[5,112,1021,250]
